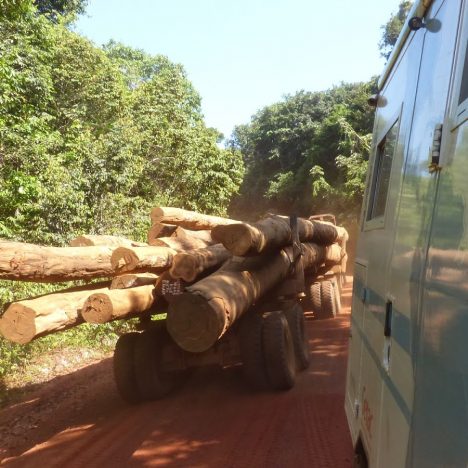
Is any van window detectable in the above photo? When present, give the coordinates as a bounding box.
[367,120,398,221]
[458,40,468,105]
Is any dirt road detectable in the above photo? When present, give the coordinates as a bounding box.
[1,283,353,467]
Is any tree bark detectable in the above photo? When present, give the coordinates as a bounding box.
[149,236,209,251]
[110,246,176,274]
[110,273,158,290]
[169,244,231,282]
[211,216,340,256]
[69,235,147,248]
[81,285,156,324]
[151,207,238,230]
[0,242,114,282]
[147,223,178,243]
[167,241,334,353]
[0,282,110,344]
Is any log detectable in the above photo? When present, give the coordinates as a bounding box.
[0,242,114,282]
[147,223,178,243]
[211,216,339,256]
[110,273,158,290]
[171,226,214,245]
[211,217,291,256]
[69,235,147,248]
[81,285,156,324]
[149,236,208,251]
[167,242,325,353]
[170,244,231,282]
[0,282,110,344]
[151,207,238,230]
[154,270,186,301]
[111,246,176,274]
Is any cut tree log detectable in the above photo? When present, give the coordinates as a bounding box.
[111,246,176,274]
[69,235,147,248]
[211,215,339,257]
[81,285,156,324]
[149,236,208,251]
[171,226,214,244]
[0,282,110,344]
[211,216,291,256]
[0,242,114,282]
[154,270,186,301]
[151,207,238,230]
[170,244,231,282]
[147,223,178,243]
[166,242,325,353]
[110,273,158,290]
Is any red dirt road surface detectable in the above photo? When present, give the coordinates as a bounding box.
[1,283,353,467]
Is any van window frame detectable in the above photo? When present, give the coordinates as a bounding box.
[452,6,468,130]
[363,114,401,231]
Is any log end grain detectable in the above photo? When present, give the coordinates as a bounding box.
[0,305,37,344]
[81,293,113,324]
[212,224,254,256]
[111,247,140,273]
[167,293,228,353]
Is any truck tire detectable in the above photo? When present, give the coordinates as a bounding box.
[332,277,342,314]
[284,303,310,370]
[239,312,269,390]
[319,280,337,319]
[113,332,141,404]
[134,327,175,400]
[262,311,296,391]
[310,281,322,315]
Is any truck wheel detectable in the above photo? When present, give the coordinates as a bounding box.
[134,327,175,400]
[113,332,141,404]
[319,280,337,319]
[239,312,269,390]
[332,277,342,314]
[284,303,310,370]
[310,281,322,315]
[262,311,296,391]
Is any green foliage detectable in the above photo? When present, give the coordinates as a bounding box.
[0,0,244,387]
[230,80,376,222]
[379,1,413,60]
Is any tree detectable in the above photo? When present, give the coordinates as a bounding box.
[33,0,88,21]
[229,80,375,222]
[379,1,413,60]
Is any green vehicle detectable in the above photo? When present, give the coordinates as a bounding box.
[345,0,468,466]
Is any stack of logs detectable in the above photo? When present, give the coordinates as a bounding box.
[0,207,348,352]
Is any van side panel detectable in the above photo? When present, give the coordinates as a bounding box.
[409,3,468,465]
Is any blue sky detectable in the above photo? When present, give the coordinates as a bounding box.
[76,0,401,138]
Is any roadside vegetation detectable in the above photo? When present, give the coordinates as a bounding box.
[0,0,412,399]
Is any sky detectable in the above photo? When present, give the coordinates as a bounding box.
[76,0,402,138]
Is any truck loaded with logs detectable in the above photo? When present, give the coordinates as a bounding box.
[0,206,348,403]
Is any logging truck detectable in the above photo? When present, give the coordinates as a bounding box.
[345,1,468,466]
[111,214,347,404]
[0,209,347,401]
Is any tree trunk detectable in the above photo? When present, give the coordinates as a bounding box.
[0,242,114,282]
[170,244,231,282]
[110,246,176,274]
[147,223,178,243]
[149,236,209,251]
[110,273,158,290]
[153,270,186,301]
[211,216,340,256]
[166,242,333,353]
[81,285,156,324]
[171,226,214,244]
[69,235,147,248]
[151,207,238,230]
[0,282,110,344]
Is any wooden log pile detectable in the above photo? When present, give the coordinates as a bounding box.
[0,207,347,348]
